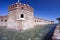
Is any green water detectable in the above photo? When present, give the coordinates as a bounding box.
[0,24,54,40]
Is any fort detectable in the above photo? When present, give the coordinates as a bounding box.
[0,2,54,30]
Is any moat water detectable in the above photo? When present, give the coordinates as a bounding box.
[43,24,57,40]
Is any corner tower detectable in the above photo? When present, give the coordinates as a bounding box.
[7,3,34,30]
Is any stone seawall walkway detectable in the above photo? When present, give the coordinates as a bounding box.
[52,24,60,40]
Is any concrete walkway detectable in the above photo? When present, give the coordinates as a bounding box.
[52,24,60,40]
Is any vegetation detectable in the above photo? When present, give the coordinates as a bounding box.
[0,24,54,40]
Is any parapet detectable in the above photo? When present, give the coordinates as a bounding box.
[0,16,8,19]
[0,16,8,22]
[8,3,34,13]
[34,17,54,24]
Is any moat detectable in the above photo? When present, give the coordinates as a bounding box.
[0,24,57,40]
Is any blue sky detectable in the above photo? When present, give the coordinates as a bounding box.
[0,0,60,23]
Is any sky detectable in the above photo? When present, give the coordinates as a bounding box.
[0,0,60,23]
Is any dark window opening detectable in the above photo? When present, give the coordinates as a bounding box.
[21,14,24,18]
[21,7,24,9]
[35,20,36,22]
[1,20,3,22]
[5,20,7,22]
[37,20,38,22]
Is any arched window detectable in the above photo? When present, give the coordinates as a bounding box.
[35,20,36,22]
[21,7,24,9]
[20,14,24,18]
[5,20,7,22]
[37,20,38,22]
[1,20,3,22]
